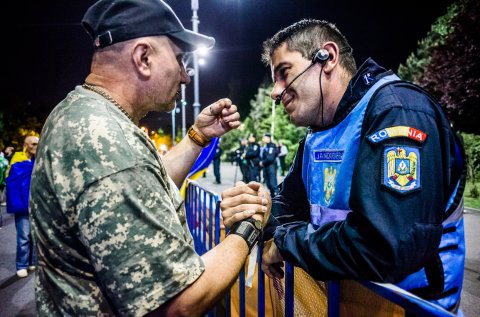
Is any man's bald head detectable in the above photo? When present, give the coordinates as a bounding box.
[24,136,39,159]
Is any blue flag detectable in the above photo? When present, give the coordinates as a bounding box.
[6,160,34,214]
[180,137,219,197]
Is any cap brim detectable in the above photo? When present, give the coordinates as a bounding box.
[169,29,215,52]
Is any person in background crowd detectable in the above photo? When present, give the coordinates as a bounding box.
[6,135,39,278]
[0,148,10,225]
[245,134,261,182]
[6,145,30,177]
[277,142,288,176]
[159,144,168,156]
[29,1,269,316]
[0,149,10,191]
[213,139,223,184]
[260,133,278,197]
[236,138,249,183]
[3,146,15,163]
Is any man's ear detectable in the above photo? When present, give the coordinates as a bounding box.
[131,41,152,76]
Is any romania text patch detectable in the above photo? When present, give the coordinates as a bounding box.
[368,126,427,143]
[383,146,420,193]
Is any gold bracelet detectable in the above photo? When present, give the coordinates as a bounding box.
[187,126,211,147]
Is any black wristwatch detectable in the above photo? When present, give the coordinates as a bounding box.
[228,218,263,253]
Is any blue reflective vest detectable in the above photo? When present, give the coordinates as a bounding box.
[302,74,465,311]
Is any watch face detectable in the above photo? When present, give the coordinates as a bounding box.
[247,229,259,244]
[253,219,263,230]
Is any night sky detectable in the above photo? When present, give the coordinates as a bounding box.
[7,0,455,132]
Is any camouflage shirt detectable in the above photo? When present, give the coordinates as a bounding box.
[30,86,204,316]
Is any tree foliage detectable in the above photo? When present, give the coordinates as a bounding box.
[247,84,307,167]
[0,106,44,151]
[398,0,480,133]
[418,0,480,133]
[397,3,460,82]
[462,132,480,198]
[217,122,249,161]
[220,83,306,168]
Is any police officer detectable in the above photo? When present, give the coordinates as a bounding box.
[245,134,261,182]
[213,141,223,184]
[259,133,278,197]
[223,19,466,315]
[235,138,249,183]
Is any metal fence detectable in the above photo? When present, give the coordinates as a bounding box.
[184,179,455,317]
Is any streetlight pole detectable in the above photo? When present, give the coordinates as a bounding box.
[171,106,176,145]
[271,99,276,142]
[181,84,187,138]
[191,0,201,119]
[172,83,189,145]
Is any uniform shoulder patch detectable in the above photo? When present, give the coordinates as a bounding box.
[368,126,427,144]
[382,145,420,194]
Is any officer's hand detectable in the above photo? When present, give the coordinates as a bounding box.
[262,239,284,279]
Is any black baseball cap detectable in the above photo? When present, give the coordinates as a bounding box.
[82,0,215,52]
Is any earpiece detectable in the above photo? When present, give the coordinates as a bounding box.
[312,49,330,64]
[311,48,330,126]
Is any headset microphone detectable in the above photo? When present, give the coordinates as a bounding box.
[275,48,330,106]
[275,70,307,105]
[274,95,282,106]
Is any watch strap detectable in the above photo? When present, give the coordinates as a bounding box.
[187,126,211,147]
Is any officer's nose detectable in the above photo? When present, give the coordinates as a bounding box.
[270,82,285,103]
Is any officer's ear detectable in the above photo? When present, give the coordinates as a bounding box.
[319,42,340,74]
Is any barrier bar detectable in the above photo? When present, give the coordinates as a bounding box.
[327,280,340,317]
[202,190,207,254]
[257,240,265,317]
[359,281,456,317]
[239,267,245,317]
[285,263,294,317]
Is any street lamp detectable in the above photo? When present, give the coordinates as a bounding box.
[171,107,176,145]
[190,1,212,119]
[172,84,188,145]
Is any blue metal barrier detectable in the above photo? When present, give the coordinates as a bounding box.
[185,180,225,316]
[185,180,457,317]
[327,280,456,317]
[257,240,265,317]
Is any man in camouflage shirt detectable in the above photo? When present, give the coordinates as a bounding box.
[30,1,270,316]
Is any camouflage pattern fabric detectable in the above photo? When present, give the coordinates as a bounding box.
[30,86,204,316]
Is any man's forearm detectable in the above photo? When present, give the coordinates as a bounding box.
[162,135,204,187]
[152,234,249,317]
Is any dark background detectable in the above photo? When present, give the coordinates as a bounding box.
[6,0,455,132]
